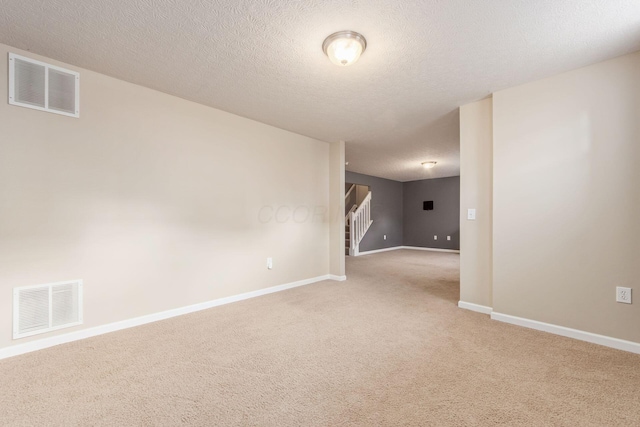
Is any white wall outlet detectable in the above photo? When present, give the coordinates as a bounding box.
[616,287,632,304]
[434,235,438,240]
[467,209,476,220]
[447,236,451,241]
[383,235,387,240]
[267,257,273,270]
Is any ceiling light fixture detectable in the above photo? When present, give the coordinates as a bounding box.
[322,31,367,67]
[422,161,437,169]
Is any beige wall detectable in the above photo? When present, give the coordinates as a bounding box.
[0,43,334,350]
[459,98,493,308]
[329,141,345,277]
[492,52,640,342]
[355,185,369,207]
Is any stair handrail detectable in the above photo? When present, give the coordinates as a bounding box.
[349,191,372,255]
[353,191,371,216]
[345,204,357,223]
[344,184,356,200]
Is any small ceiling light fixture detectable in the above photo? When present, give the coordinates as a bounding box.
[322,31,367,66]
[422,161,437,169]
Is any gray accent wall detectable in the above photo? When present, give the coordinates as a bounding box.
[403,176,460,250]
[345,171,460,252]
[345,172,403,252]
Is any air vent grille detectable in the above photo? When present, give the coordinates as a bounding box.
[14,58,46,108]
[17,287,49,335]
[13,280,83,339]
[48,68,77,114]
[8,53,79,118]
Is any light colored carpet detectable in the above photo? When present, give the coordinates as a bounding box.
[1,250,639,426]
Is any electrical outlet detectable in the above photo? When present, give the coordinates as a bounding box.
[267,257,273,270]
[447,236,451,241]
[434,235,438,240]
[616,287,632,304]
[383,235,386,240]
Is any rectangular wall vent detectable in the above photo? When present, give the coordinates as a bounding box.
[8,53,79,118]
[13,280,83,339]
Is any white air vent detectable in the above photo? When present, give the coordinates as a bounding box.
[13,280,83,339]
[8,53,79,118]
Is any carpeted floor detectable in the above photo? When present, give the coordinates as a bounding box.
[1,250,639,426]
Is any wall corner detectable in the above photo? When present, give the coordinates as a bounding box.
[329,140,346,277]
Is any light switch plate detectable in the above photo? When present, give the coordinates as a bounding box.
[467,209,476,220]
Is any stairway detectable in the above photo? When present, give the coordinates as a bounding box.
[345,203,357,255]
[345,223,350,255]
[344,191,372,257]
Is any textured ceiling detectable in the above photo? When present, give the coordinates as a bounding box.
[1,0,639,181]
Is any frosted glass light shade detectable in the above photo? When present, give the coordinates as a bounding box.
[322,31,367,67]
[422,161,437,169]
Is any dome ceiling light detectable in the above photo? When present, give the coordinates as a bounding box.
[422,161,437,169]
[322,31,367,67]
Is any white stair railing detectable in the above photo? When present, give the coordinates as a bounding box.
[348,191,372,256]
[344,184,355,201]
[345,204,357,223]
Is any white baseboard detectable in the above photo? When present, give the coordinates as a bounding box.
[329,275,347,281]
[402,246,460,254]
[0,274,335,360]
[491,312,640,355]
[355,246,402,256]
[458,301,493,314]
[355,246,460,256]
